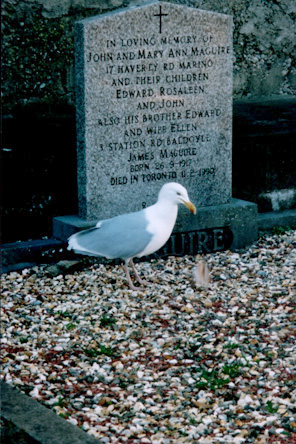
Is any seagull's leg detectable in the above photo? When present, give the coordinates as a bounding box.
[123,259,139,291]
[130,259,149,286]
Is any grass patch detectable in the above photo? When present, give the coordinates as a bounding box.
[100,315,117,328]
[54,397,65,408]
[66,323,77,331]
[19,336,28,343]
[222,361,243,378]
[195,368,230,391]
[265,400,279,414]
[195,359,247,392]
[83,344,116,358]
[224,342,239,350]
[271,225,296,236]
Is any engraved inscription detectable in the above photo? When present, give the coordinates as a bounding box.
[78,3,233,217]
[160,227,233,256]
[86,24,230,188]
[154,5,168,34]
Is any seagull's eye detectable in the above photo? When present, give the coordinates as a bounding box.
[177,192,181,196]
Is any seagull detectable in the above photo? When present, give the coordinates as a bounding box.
[68,182,196,290]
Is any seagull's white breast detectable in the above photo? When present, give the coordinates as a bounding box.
[137,202,178,257]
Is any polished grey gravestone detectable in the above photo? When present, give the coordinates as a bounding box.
[53,0,257,253]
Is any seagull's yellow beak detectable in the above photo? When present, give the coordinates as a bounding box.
[183,200,197,215]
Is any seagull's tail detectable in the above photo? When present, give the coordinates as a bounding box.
[68,228,99,256]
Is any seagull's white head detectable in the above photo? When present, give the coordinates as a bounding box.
[158,182,197,214]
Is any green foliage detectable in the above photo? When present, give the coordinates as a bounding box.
[265,400,279,413]
[19,336,28,343]
[224,342,239,350]
[83,344,116,358]
[271,225,296,235]
[83,348,100,358]
[98,344,116,357]
[100,315,117,328]
[66,323,77,330]
[195,359,247,392]
[195,368,230,391]
[222,361,243,378]
[59,311,72,318]
[54,397,65,408]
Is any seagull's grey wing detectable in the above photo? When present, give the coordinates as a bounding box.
[68,210,153,260]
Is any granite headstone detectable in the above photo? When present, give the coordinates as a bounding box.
[53,1,257,253]
[75,0,232,219]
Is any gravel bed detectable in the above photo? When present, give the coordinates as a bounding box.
[1,230,296,444]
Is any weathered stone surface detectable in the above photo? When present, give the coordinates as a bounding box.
[45,260,82,277]
[2,0,295,110]
[1,239,64,273]
[53,215,97,240]
[1,382,100,444]
[75,1,233,219]
[257,208,296,232]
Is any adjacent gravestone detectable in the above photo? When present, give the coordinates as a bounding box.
[75,0,232,219]
[53,0,257,253]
